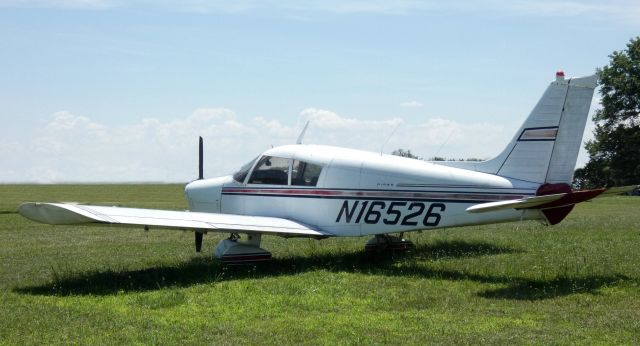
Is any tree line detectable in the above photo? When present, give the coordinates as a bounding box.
[390,149,484,162]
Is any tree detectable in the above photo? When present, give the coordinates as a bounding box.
[574,37,640,189]
[391,149,421,160]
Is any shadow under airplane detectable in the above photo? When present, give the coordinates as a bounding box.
[15,239,628,301]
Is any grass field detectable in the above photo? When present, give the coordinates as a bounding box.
[1,184,639,345]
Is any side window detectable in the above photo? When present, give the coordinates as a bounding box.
[291,160,322,186]
[248,156,290,185]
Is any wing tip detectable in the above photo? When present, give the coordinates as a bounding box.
[18,202,97,225]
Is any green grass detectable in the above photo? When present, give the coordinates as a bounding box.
[1,184,639,344]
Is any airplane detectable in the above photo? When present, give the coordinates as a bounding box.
[19,71,638,264]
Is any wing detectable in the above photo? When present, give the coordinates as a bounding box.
[466,185,639,214]
[18,202,330,238]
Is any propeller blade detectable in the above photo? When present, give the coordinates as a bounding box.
[198,136,204,180]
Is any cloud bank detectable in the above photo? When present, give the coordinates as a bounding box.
[0,108,513,183]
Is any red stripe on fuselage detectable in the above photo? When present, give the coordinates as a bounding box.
[222,188,529,202]
[225,188,344,196]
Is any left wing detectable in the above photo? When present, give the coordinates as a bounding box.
[18,202,330,238]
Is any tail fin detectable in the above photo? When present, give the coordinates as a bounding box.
[439,72,597,184]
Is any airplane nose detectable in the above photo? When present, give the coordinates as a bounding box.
[184,176,231,213]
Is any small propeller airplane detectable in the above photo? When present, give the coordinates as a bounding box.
[19,71,638,263]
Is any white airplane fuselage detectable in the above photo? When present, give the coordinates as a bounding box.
[185,144,542,237]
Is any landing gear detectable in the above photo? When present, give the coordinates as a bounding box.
[364,234,414,253]
[195,231,203,252]
[214,233,272,264]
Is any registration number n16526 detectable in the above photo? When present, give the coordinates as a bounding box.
[335,200,446,227]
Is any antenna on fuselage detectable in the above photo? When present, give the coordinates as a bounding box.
[380,122,400,155]
[296,120,311,144]
[432,128,454,160]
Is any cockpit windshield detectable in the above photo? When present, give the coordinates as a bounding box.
[232,156,258,183]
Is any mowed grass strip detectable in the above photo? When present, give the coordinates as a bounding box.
[0,184,639,344]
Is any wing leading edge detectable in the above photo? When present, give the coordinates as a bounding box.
[18,203,330,238]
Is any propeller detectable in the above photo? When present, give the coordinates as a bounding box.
[198,136,204,180]
[196,136,204,252]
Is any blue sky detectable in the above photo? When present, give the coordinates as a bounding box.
[1,1,639,182]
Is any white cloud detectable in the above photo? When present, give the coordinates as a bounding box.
[0,107,516,183]
[392,118,511,160]
[0,0,433,13]
[0,0,112,9]
[301,107,402,130]
[2,0,639,24]
[400,101,423,108]
[504,0,640,20]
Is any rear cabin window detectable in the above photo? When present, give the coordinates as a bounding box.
[291,160,322,186]
[247,156,289,185]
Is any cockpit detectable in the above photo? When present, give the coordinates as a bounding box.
[232,155,323,186]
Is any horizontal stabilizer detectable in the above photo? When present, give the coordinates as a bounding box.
[466,193,566,213]
[597,185,639,197]
[18,203,330,238]
[466,185,638,214]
